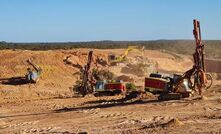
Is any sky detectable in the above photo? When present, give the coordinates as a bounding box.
[0,0,221,42]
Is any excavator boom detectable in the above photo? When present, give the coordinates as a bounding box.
[110,45,144,63]
[27,59,42,72]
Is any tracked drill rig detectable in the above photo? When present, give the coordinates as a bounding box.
[173,19,213,95]
[145,19,213,100]
[76,51,94,96]
[74,51,126,97]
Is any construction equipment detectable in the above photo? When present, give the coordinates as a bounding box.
[76,51,94,96]
[74,51,127,97]
[144,73,171,94]
[94,80,126,96]
[0,59,42,85]
[144,19,213,100]
[108,46,144,64]
[173,19,213,95]
[145,73,191,100]
[25,59,42,83]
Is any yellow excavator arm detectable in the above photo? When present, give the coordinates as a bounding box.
[114,46,144,62]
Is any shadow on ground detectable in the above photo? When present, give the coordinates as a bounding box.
[0,76,29,85]
[54,93,191,113]
[54,98,161,113]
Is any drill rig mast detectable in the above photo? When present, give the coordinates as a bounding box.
[193,19,205,72]
[78,51,94,96]
[173,19,212,95]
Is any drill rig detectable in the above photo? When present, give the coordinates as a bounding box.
[76,51,94,96]
[145,19,213,100]
[173,19,213,95]
[74,51,126,97]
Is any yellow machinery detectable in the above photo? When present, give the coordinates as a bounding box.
[108,46,144,64]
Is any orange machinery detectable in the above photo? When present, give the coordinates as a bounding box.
[144,19,212,99]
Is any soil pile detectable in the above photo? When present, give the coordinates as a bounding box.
[63,50,109,69]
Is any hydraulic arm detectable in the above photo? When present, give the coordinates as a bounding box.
[26,59,42,72]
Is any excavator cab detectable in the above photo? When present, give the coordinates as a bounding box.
[108,54,116,61]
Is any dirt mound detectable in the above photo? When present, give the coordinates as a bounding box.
[121,63,147,77]
[116,75,134,82]
[162,118,183,127]
[0,50,74,81]
[0,50,77,101]
[137,50,193,73]
[63,50,109,69]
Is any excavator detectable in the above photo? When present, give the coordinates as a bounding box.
[108,46,145,64]
[144,19,213,100]
[25,59,42,83]
[0,59,42,85]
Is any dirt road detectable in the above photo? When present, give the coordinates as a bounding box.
[0,80,220,134]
